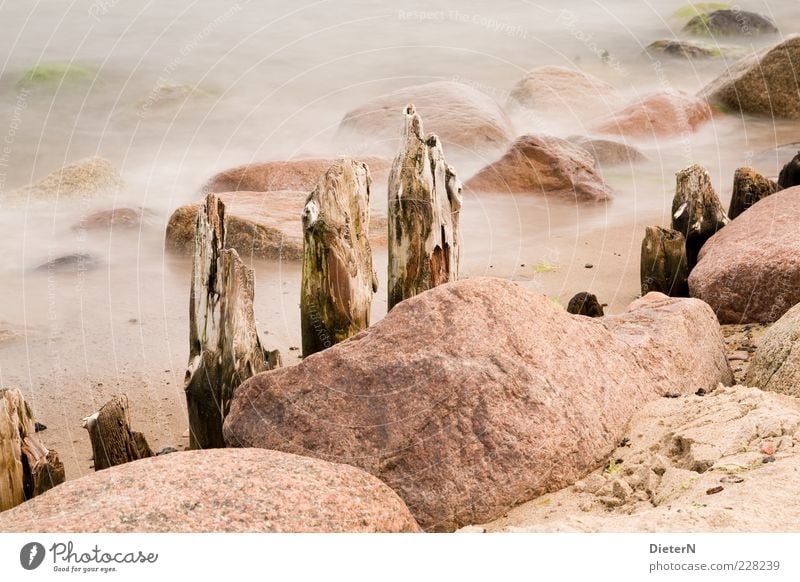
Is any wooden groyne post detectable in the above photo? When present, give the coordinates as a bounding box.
[388,105,462,310]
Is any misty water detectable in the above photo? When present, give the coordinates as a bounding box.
[0,0,798,477]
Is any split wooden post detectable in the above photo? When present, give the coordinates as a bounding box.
[1,388,64,511]
[301,160,377,357]
[640,226,689,297]
[671,164,730,271]
[82,394,153,471]
[387,105,462,310]
[185,193,278,449]
[728,167,780,219]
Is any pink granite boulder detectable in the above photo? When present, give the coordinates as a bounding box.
[224,278,732,531]
[689,187,800,323]
[464,135,613,202]
[0,448,421,532]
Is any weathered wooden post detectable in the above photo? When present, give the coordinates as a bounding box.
[640,226,690,297]
[566,292,605,317]
[388,105,462,310]
[301,160,377,357]
[778,151,800,188]
[185,193,278,449]
[82,394,153,471]
[728,167,780,219]
[671,164,729,270]
[1,388,64,511]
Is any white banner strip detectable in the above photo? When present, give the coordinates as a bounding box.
[2,533,798,581]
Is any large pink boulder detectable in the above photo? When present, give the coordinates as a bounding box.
[201,157,391,194]
[689,187,800,323]
[336,81,515,158]
[464,135,613,202]
[0,449,421,532]
[224,278,732,531]
[507,66,623,115]
[166,190,387,260]
[591,89,714,139]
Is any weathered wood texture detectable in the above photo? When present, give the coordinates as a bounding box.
[778,151,800,188]
[1,388,64,511]
[185,193,277,449]
[388,105,462,310]
[671,164,730,270]
[566,292,604,317]
[729,167,781,219]
[301,160,377,357]
[640,226,690,297]
[82,394,152,471]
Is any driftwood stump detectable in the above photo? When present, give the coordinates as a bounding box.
[640,226,689,297]
[185,193,278,449]
[301,160,377,357]
[566,292,604,317]
[671,164,729,270]
[0,388,64,511]
[728,167,780,219]
[82,394,152,471]
[778,151,800,188]
[388,105,462,310]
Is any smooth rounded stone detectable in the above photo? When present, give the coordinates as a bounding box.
[464,135,613,202]
[202,157,391,195]
[166,190,388,261]
[645,39,744,60]
[0,449,420,533]
[746,303,800,396]
[689,187,800,324]
[567,136,647,167]
[701,37,800,119]
[12,157,123,200]
[137,83,211,113]
[336,81,514,158]
[682,9,778,37]
[73,207,151,231]
[591,89,713,139]
[778,151,800,188]
[224,278,732,531]
[507,66,622,114]
[34,253,102,273]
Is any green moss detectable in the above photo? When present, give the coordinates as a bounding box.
[534,262,558,273]
[672,3,730,20]
[17,63,95,88]
[683,13,713,36]
[548,297,564,310]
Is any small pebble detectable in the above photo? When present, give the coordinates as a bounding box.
[34,421,47,432]
[720,475,744,484]
[585,263,593,268]
[289,346,299,351]
[664,392,680,398]
[695,388,707,396]
[706,486,724,495]
[763,456,776,464]
[761,441,776,456]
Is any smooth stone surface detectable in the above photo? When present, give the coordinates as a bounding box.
[0,448,421,532]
